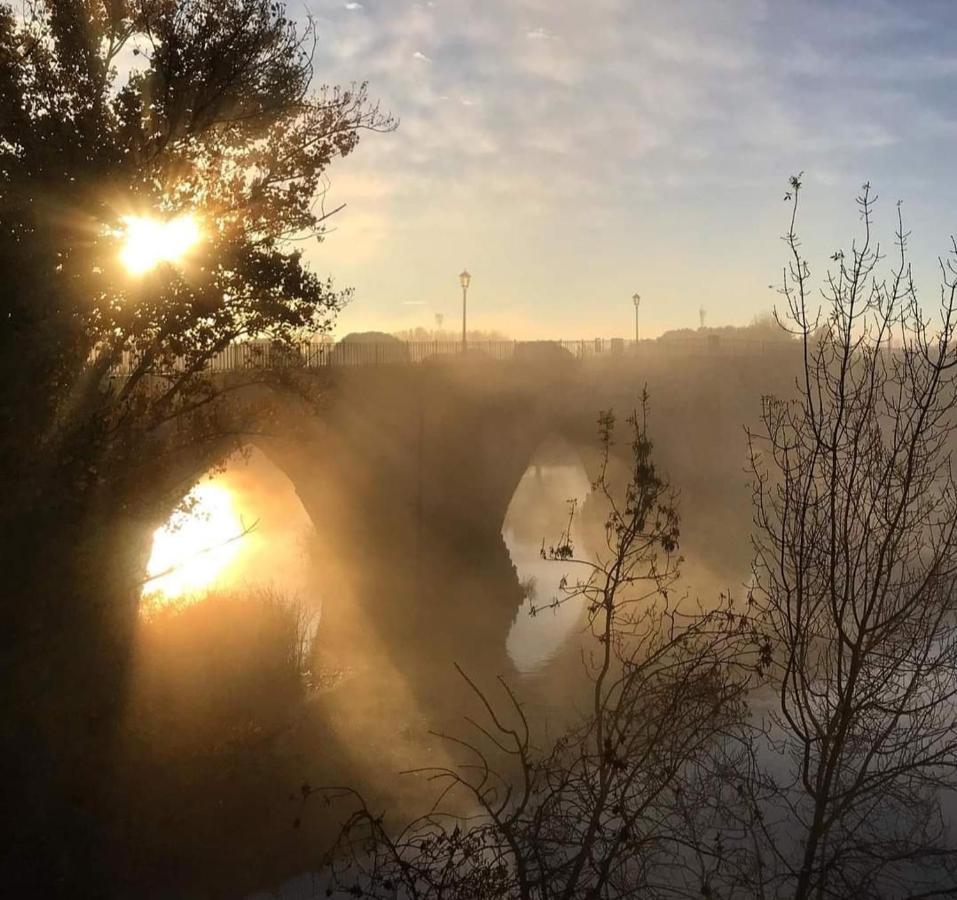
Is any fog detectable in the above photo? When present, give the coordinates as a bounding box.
[99,350,784,897]
[18,330,957,898]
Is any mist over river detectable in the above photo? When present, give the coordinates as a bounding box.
[126,427,754,900]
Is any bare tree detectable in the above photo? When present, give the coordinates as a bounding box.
[308,403,758,899]
[746,176,957,898]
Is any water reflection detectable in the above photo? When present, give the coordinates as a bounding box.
[503,438,592,673]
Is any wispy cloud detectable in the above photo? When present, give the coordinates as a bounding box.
[305,0,957,338]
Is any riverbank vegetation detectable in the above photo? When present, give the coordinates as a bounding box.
[307,181,957,898]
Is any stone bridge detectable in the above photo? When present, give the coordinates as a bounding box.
[223,347,799,697]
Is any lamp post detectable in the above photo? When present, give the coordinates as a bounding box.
[632,292,641,345]
[460,269,472,354]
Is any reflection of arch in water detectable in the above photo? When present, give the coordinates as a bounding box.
[143,447,318,608]
[502,435,593,674]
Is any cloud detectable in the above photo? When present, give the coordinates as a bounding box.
[305,0,957,336]
[344,1,362,9]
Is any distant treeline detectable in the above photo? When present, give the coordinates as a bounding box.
[657,312,793,343]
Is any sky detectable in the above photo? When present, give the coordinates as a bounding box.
[300,0,957,339]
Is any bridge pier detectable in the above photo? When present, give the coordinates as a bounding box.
[260,364,572,700]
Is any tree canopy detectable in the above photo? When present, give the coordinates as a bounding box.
[0,0,392,526]
[0,4,393,889]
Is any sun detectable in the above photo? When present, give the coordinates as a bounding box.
[143,483,246,603]
[119,213,202,275]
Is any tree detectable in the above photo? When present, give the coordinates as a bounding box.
[0,1,392,889]
[745,177,957,897]
[309,404,758,898]
[305,180,957,899]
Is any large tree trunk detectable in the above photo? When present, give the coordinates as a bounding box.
[1,505,155,896]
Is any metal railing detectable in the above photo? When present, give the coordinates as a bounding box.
[107,335,787,375]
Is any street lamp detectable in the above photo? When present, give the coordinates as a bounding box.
[460,269,472,354]
[632,292,641,345]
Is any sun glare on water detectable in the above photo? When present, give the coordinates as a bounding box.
[119,213,202,276]
[144,483,246,603]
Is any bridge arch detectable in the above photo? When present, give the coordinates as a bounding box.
[501,433,595,673]
[141,444,319,607]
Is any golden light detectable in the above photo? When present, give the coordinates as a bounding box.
[119,213,202,275]
[143,483,246,603]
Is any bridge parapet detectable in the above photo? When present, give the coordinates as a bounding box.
[107,335,785,376]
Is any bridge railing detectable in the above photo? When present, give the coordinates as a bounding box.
[282,337,785,366]
[105,335,788,375]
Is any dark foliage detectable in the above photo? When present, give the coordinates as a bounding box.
[0,2,391,892]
